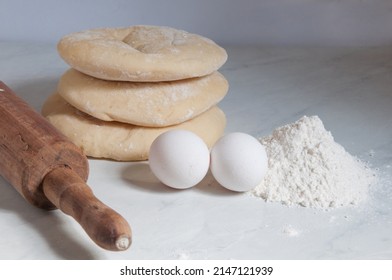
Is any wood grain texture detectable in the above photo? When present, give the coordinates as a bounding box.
[0,81,88,209]
[0,81,131,251]
[43,167,131,251]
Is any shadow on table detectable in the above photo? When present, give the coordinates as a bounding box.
[121,162,239,197]
[0,177,98,260]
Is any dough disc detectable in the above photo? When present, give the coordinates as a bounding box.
[57,25,228,82]
[58,69,228,127]
[42,94,226,161]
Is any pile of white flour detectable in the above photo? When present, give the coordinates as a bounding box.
[252,116,376,209]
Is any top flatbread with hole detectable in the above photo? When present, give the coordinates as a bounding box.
[57,25,228,82]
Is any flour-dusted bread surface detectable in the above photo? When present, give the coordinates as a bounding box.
[57,25,228,82]
[57,69,228,127]
[42,94,226,161]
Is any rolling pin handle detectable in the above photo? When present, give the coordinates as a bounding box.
[42,167,132,251]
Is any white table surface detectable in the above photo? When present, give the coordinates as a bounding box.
[0,42,391,260]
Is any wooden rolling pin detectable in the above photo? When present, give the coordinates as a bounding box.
[0,81,131,251]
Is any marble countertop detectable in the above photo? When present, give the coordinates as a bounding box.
[0,42,391,260]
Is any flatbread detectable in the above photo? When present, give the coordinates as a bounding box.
[57,69,228,127]
[42,94,226,161]
[57,25,228,82]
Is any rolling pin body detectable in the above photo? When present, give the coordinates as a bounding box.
[0,82,88,209]
[0,81,131,251]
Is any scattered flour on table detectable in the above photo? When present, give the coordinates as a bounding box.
[252,115,376,209]
[282,225,300,237]
[174,250,191,260]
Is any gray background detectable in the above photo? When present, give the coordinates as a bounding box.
[1,0,392,46]
[1,0,392,261]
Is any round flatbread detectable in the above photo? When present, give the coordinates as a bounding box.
[57,25,228,82]
[57,69,228,127]
[42,94,226,161]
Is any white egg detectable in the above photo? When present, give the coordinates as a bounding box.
[210,132,268,192]
[149,130,210,189]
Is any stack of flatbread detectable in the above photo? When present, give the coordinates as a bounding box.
[42,25,228,161]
